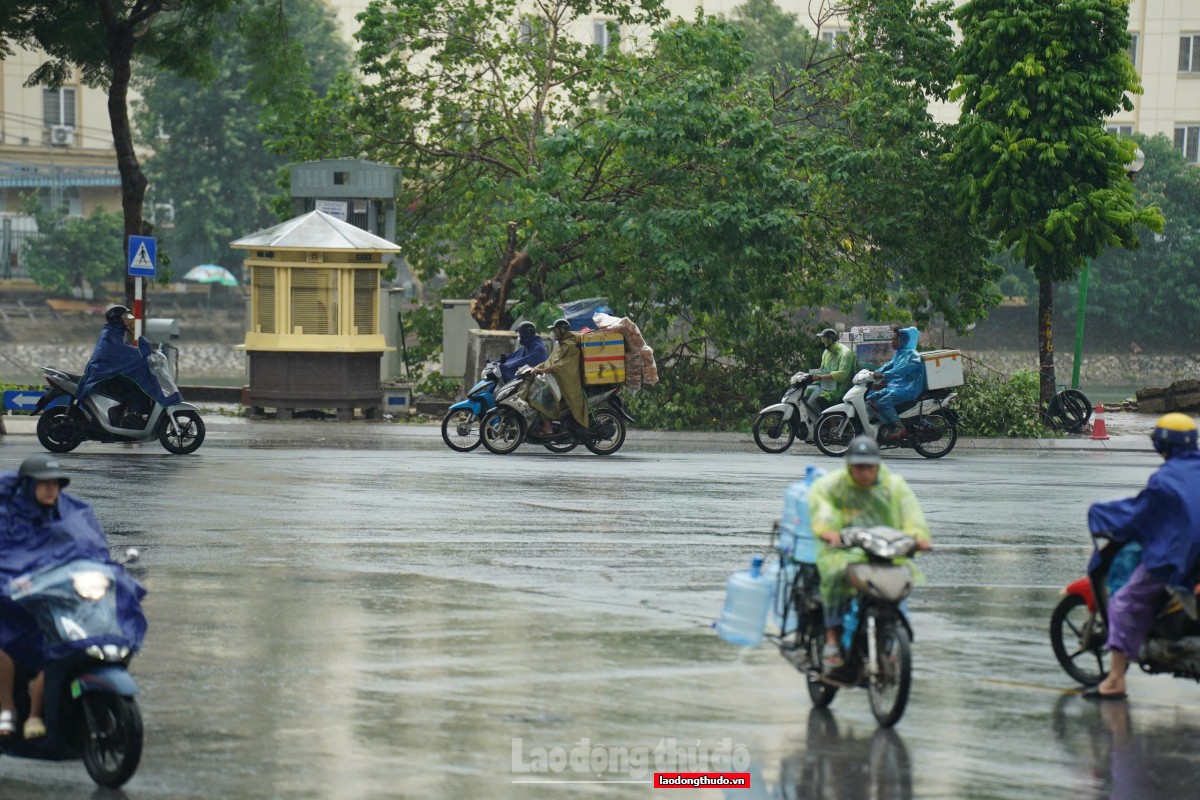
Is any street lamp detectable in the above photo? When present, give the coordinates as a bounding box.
[1071,146,1146,391]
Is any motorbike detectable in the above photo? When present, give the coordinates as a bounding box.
[1050,536,1200,688]
[0,554,144,788]
[752,371,824,453]
[771,525,920,727]
[442,360,501,452]
[31,350,205,455]
[813,369,958,459]
[479,367,632,456]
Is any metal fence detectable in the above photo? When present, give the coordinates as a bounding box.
[0,221,40,280]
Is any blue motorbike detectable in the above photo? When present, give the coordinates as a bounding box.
[1,555,144,787]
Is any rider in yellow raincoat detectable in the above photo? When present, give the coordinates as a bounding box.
[529,319,589,434]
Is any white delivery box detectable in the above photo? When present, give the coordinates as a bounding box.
[921,349,964,390]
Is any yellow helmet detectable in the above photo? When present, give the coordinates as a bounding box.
[1152,413,1198,455]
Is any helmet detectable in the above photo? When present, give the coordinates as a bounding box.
[1151,413,1198,456]
[105,304,132,325]
[846,436,881,465]
[549,318,571,333]
[515,321,537,340]
[816,328,838,344]
[18,454,70,487]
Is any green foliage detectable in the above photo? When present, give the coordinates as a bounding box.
[135,0,352,271]
[955,368,1054,438]
[20,195,125,295]
[414,372,461,400]
[397,303,444,376]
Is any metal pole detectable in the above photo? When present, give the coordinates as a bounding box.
[397,309,410,377]
[1071,260,1090,391]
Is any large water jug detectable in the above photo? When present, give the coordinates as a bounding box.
[778,465,825,564]
[716,556,773,647]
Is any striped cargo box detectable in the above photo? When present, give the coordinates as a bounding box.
[580,331,626,385]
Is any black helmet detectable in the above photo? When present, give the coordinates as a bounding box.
[104,304,132,325]
[816,328,838,343]
[846,436,881,465]
[549,318,571,333]
[18,454,70,487]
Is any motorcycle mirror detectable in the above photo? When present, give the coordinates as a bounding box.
[124,547,139,564]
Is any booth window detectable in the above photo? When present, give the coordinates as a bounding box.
[253,268,276,333]
[292,268,337,334]
[353,270,377,334]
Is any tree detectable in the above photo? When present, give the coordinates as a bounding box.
[1061,133,1200,348]
[947,0,1163,407]
[134,0,352,272]
[3,1,236,306]
[19,195,125,296]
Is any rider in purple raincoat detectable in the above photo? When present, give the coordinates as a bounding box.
[77,305,180,425]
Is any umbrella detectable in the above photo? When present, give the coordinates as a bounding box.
[182,265,239,287]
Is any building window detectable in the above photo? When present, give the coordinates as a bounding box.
[42,88,77,128]
[1175,125,1200,163]
[333,171,349,186]
[1180,35,1200,73]
[291,268,337,335]
[593,20,616,51]
[1107,125,1133,136]
[1128,32,1139,69]
[353,270,378,335]
[820,29,850,49]
[253,268,276,334]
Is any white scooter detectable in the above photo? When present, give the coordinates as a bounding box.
[752,371,829,453]
[813,369,959,459]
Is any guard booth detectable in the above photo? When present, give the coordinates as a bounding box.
[231,210,401,420]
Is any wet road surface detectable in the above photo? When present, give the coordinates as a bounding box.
[1,428,1196,799]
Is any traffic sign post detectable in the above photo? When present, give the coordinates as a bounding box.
[128,235,156,339]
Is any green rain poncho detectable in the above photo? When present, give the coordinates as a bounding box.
[817,341,857,403]
[529,332,589,427]
[808,463,930,610]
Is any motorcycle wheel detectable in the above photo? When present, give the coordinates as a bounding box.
[814,412,856,458]
[753,410,795,454]
[159,410,205,454]
[36,407,83,453]
[81,694,143,788]
[911,412,957,459]
[804,618,838,708]
[480,408,524,454]
[1049,594,1108,686]
[867,621,912,728]
[1045,389,1092,434]
[544,441,578,453]
[584,410,626,455]
[441,409,482,452]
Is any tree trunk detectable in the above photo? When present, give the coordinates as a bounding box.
[1037,276,1056,409]
[470,221,531,330]
[105,23,149,309]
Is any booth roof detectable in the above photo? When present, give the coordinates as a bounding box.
[229,210,401,252]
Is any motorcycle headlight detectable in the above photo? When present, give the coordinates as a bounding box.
[72,571,111,601]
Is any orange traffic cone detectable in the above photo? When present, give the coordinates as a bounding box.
[1090,403,1109,441]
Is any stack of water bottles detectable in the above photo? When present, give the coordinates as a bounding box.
[716,465,825,647]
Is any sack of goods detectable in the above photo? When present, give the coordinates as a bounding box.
[593,311,659,391]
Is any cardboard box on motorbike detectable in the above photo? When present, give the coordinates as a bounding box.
[579,331,626,385]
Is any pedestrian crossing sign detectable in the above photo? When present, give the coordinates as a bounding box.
[128,235,156,277]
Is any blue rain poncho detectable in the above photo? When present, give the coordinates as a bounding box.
[77,320,181,406]
[869,327,924,406]
[0,471,147,667]
[499,333,548,382]
[1087,449,1200,593]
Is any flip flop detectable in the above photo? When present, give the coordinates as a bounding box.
[0,709,14,737]
[1082,688,1128,701]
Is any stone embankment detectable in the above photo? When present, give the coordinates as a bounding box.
[0,343,246,381]
[965,350,1200,392]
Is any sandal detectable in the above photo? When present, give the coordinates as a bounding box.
[821,643,844,669]
[0,709,14,737]
[23,716,46,739]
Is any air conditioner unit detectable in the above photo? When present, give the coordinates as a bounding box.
[49,125,74,147]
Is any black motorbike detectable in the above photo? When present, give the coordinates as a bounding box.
[479,367,632,456]
[1050,535,1200,688]
[772,526,920,727]
[0,555,144,787]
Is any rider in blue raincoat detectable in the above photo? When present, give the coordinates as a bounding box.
[499,321,548,383]
[0,456,147,738]
[868,327,925,439]
[77,305,180,425]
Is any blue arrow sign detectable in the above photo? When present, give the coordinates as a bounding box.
[128,235,157,277]
[4,390,45,410]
